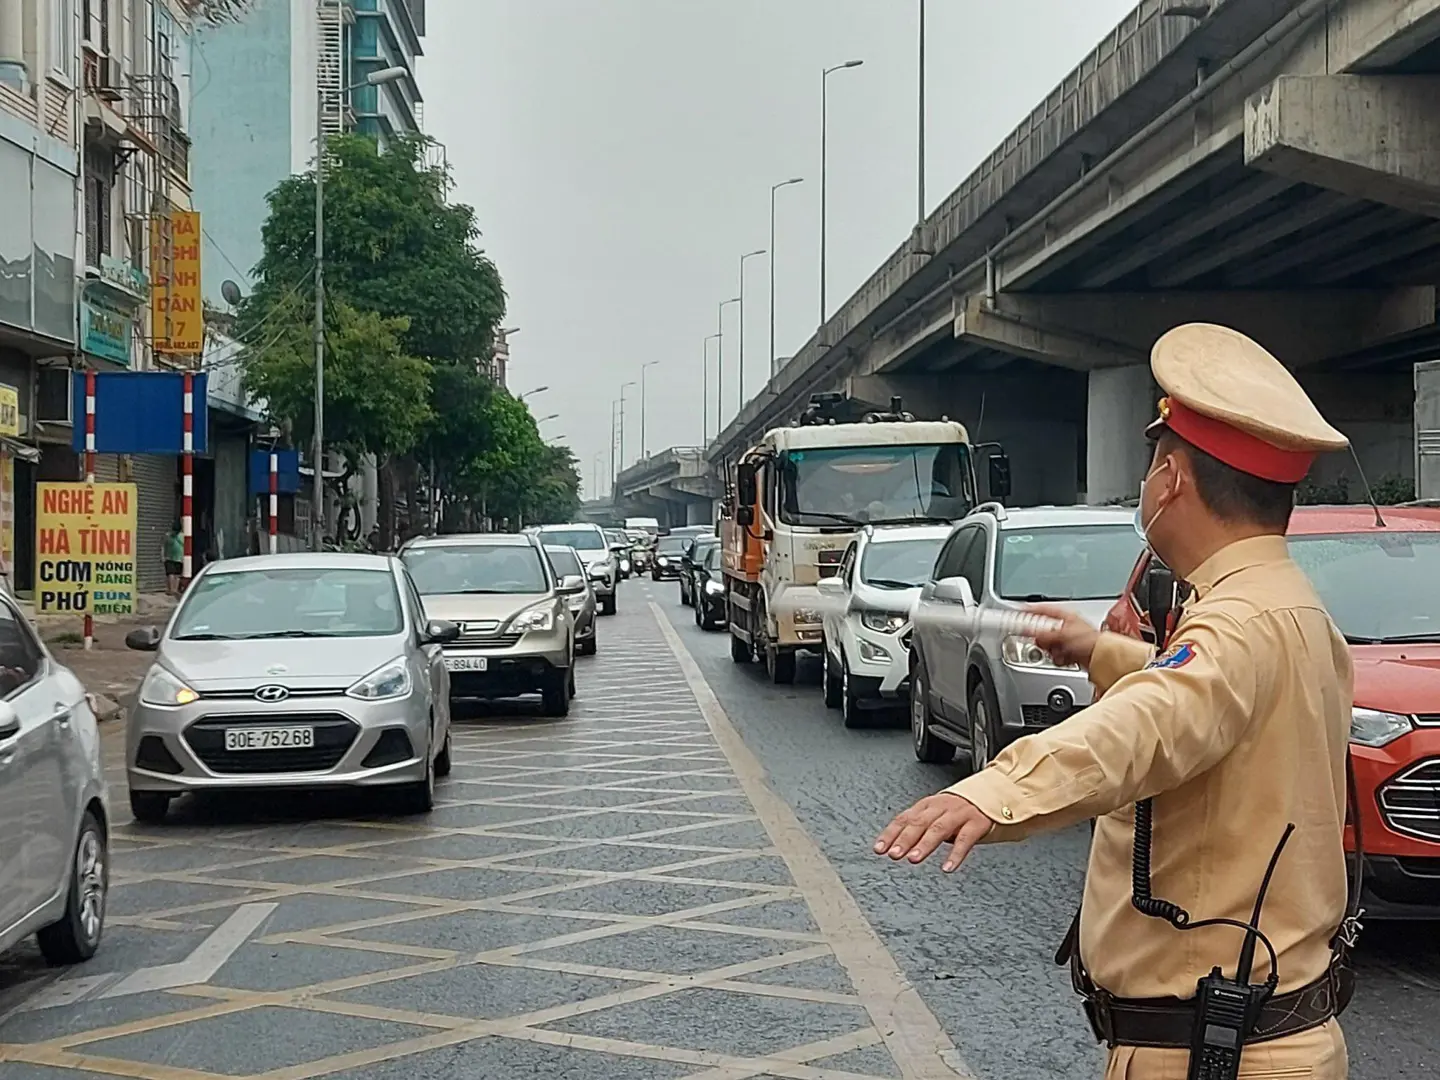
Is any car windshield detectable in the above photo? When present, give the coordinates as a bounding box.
[861,537,946,589]
[995,525,1145,602]
[657,537,688,555]
[1289,532,1440,643]
[540,527,605,551]
[401,544,549,595]
[545,547,582,577]
[171,567,403,640]
[779,443,974,526]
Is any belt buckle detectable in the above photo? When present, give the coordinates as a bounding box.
[1338,909,1364,950]
[1082,989,1116,1047]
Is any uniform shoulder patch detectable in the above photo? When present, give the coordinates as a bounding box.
[1147,642,1196,670]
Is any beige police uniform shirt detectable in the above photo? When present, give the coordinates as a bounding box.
[949,534,1353,999]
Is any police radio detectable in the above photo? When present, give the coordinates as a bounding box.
[1136,561,1293,1080]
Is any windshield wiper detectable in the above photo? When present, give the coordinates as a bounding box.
[241,629,333,639]
[867,515,953,527]
[866,578,918,590]
[1344,634,1383,645]
[1014,593,1071,603]
[791,510,864,526]
[172,632,247,641]
[1375,633,1440,644]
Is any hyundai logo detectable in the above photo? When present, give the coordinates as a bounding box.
[254,685,290,703]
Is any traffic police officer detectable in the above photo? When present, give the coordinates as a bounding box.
[876,323,1356,1079]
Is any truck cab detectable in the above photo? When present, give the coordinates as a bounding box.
[721,395,1009,683]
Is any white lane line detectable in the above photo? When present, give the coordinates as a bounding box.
[650,602,972,1080]
[19,902,277,1011]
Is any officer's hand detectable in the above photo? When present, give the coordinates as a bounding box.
[873,792,995,873]
[1028,605,1101,669]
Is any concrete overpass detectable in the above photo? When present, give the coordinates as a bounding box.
[704,0,1440,507]
[613,448,720,528]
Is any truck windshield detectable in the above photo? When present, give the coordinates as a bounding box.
[779,444,974,526]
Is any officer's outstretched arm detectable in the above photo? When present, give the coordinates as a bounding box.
[946,610,1261,842]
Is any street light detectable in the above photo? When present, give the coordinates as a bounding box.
[640,360,660,459]
[703,332,721,445]
[820,59,864,327]
[717,297,740,438]
[537,413,560,424]
[770,178,803,378]
[918,0,927,225]
[738,249,766,415]
[517,385,549,401]
[312,63,408,550]
[618,380,638,471]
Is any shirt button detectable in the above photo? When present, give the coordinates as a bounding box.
[1001,806,1013,820]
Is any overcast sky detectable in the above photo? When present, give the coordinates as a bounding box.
[423,1,1139,498]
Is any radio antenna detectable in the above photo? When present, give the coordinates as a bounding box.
[1347,445,1386,529]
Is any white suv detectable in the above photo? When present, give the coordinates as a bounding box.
[0,592,109,967]
[816,524,952,728]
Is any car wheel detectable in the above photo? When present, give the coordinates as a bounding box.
[822,643,842,709]
[37,810,108,966]
[681,580,692,606]
[542,670,571,717]
[600,593,616,616]
[967,676,1001,772]
[435,729,452,778]
[579,635,597,657]
[694,601,703,627]
[911,659,954,765]
[840,655,864,730]
[398,739,436,815]
[129,790,171,824]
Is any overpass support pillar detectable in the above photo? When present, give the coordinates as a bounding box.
[1086,366,1156,505]
[1247,75,1440,217]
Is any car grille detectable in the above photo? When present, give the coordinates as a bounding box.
[1415,714,1440,727]
[200,687,347,700]
[1021,703,1086,727]
[1378,758,1440,842]
[455,632,523,649]
[184,713,358,775]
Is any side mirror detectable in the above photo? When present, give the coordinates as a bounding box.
[816,576,844,595]
[1144,561,1177,640]
[0,700,19,741]
[609,543,627,554]
[125,626,162,652]
[423,619,462,645]
[737,462,758,507]
[736,505,755,528]
[559,574,586,593]
[932,576,977,608]
[987,453,1012,501]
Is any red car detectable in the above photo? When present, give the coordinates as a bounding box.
[1103,505,1440,919]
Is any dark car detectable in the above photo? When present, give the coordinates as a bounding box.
[680,535,719,607]
[693,544,726,630]
[651,535,690,581]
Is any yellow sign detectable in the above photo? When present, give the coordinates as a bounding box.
[35,482,138,616]
[151,210,203,354]
[0,383,19,437]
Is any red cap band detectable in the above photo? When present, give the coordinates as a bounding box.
[1162,398,1315,484]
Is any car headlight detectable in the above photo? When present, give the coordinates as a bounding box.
[792,608,824,627]
[861,611,907,634]
[511,603,556,633]
[1350,707,1413,748]
[140,665,199,706]
[566,595,587,611]
[620,559,631,573]
[705,580,724,595]
[858,639,892,664]
[657,556,669,566]
[347,658,412,701]
[1001,635,1078,671]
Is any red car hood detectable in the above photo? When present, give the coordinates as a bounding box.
[1353,644,1440,714]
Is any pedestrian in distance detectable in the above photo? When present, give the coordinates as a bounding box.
[875,323,1360,1080]
[163,520,184,596]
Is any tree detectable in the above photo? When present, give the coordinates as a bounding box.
[249,134,506,367]
[239,293,432,471]
[190,0,257,24]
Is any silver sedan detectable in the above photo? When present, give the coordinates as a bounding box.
[124,553,459,822]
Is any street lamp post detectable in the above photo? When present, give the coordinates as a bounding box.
[738,249,765,414]
[313,64,407,550]
[703,332,721,446]
[717,297,740,437]
[640,360,660,459]
[918,0,927,225]
[517,385,549,401]
[610,400,621,494]
[618,380,637,472]
[770,178,803,378]
[820,59,863,328]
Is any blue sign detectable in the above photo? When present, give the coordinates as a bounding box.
[71,371,209,454]
[249,449,302,496]
[80,297,132,365]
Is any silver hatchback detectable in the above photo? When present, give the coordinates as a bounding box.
[125,553,459,822]
[0,591,109,967]
[909,505,1144,770]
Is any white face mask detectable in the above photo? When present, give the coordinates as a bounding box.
[1133,460,1174,544]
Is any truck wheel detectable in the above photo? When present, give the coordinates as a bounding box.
[730,631,752,663]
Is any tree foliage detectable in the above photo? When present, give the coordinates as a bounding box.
[189,0,257,25]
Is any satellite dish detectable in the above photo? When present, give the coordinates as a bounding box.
[221,279,243,306]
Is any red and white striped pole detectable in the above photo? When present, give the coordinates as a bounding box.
[181,372,193,590]
[268,452,278,554]
[83,370,96,651]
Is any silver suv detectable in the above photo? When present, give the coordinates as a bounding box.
[909,505,1143,770]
